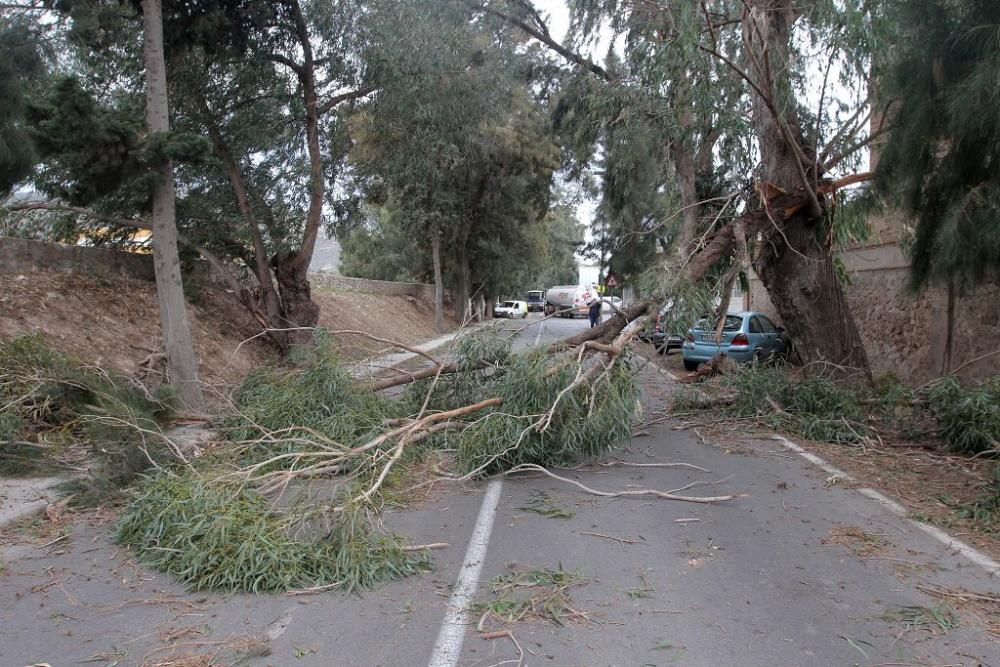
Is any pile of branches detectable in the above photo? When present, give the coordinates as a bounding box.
[116,302,737,592]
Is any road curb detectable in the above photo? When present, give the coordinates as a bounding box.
[0,477,63,531]
[772,434,1000,580]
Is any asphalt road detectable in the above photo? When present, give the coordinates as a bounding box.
[1,313,998,667]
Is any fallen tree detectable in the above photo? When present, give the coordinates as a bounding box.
[114,301,740,593]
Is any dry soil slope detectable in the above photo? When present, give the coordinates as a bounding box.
[0,271,452,386]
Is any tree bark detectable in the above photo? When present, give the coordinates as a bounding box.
[141,0,205,412]
[453,241,470,323]
[671,141,699,259]
[741,0,870,374]
[204,116,290,351]
[432,229,444,333]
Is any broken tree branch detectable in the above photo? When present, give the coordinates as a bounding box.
[505,464,739,504]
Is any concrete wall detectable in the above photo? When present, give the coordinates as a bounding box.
[0,237,156,281]
[746,232,1000,383]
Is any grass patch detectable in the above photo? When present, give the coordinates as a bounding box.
[476,567,592,627]
[883,605,960,634]
[953,463,1000,533]
[0,334,174,502]
[515,491,574,520]
[674,365,1000,455]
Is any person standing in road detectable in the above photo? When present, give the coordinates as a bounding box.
[588,299,602,328]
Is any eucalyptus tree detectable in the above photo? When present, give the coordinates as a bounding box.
[351,0,559,323]
[485,0,884,373]
[141,0,205,410]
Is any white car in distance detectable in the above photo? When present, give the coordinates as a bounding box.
[494,300,528,318]
[601,296,623,313]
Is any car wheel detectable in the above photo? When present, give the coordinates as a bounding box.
[683,359,699,372]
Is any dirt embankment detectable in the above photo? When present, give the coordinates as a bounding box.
[0,271,453,387]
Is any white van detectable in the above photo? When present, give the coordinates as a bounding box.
[494,300,528,318]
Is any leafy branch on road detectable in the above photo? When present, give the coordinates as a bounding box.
[110,303,741,593]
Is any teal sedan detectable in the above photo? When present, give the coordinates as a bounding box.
[681,311,788,371]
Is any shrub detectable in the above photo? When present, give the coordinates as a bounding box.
[927,377,1000,455]
[0,334,173,498]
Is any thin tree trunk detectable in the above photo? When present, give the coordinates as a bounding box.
[671,142,699,259]
[266,0,323,339]
[204,117,288,351]
[943,278,955,375]
[432,229,444,333]
[141,0,205,412]
[453,241,470,323]
[742,0,870,375]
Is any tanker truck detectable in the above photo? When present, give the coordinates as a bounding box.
[544,285,598,318]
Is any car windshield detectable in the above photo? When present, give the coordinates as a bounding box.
[694,315,742,331]
[502,301,516,307]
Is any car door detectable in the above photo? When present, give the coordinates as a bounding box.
[757,315,780,354]
[747,316,765,353]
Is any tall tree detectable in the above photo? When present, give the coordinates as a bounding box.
[20,0,372,352]
[0,16,45,195]
[874,0,1000,292]
[140,0,204,411]
[351,0,558,321]
[488,0,878,373]
[737,0,869,372]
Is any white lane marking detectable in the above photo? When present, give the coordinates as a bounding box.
[911,521,1000,577]
[857,487,908,516]
[532,320,545,347]
[428,479,504,667]
[772,434,854,480]
[774,434,1000,578]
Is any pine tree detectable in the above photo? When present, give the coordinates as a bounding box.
[875,0,1000,292]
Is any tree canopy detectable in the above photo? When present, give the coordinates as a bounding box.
[874,0,1000,292]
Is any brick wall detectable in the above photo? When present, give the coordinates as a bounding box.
[0,237,156,281]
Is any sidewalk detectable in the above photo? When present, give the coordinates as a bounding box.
[348,323,485,379]
[0,477,62,530]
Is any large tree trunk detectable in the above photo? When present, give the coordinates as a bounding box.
[141,0,205,412]
[432,229,444,333]
[272,251,320,335]
[742,0,870,374]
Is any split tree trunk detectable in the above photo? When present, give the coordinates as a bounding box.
[141,0,205,412]
[742,0,870,374]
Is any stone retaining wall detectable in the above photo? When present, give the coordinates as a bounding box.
[0,236,156,281]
